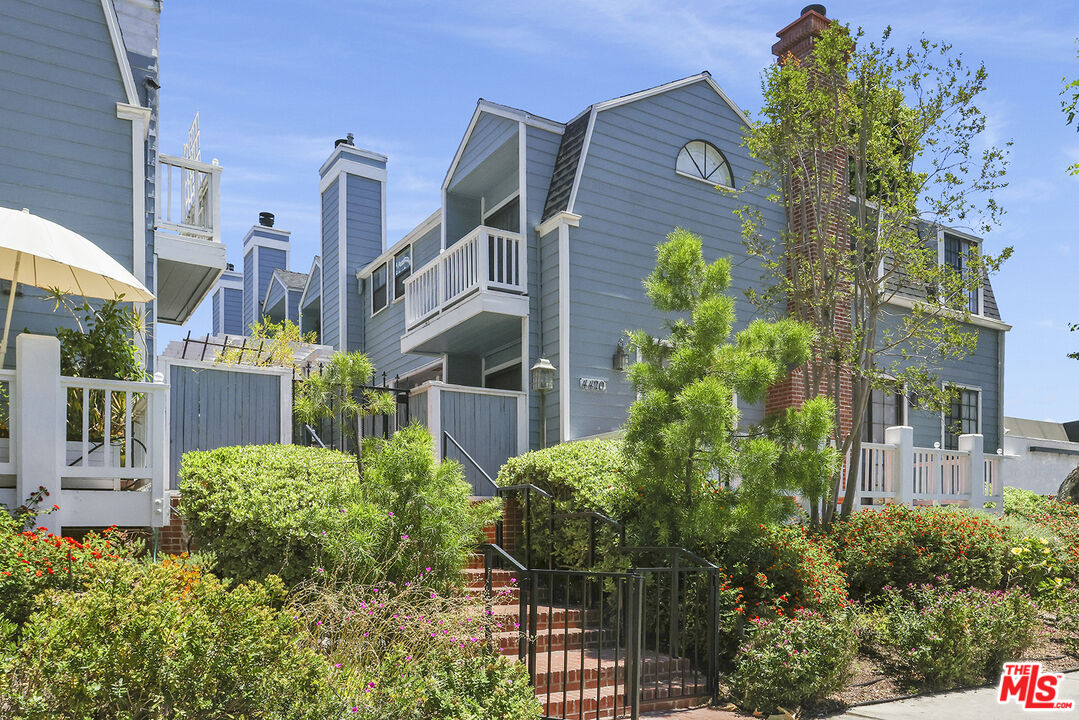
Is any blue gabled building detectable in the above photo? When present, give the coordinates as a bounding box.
[283,70,1008,483]
[0,0,227,369]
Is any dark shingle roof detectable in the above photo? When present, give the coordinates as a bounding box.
[273,269,309,291]
[982,275,1001,321]
[541,111,591,223]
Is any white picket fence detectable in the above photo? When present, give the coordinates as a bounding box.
[841,426,1003,513]
[0,334,169,535]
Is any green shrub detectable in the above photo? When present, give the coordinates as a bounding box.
[874,583,1040,690]
[1004,486,1054,518]
[1003,535,1068,604]
[495,439,629,568]
[728,608,857,714]
[294,578,540,720]
[0,511,127,629]
[1,558,337,720]
[180,425,498,587]
[719,525,849,618]
[827,505,1008,599]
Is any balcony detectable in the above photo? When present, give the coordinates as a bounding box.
[154,153,226,325]
[401,226,528,355]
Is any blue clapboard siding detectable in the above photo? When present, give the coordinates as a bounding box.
[211,289,221,335]
[538,225,561,443]
[0,0,135,366]
[257,247,287,311]
[451,113,519,188]
[168,364,282,489]
[287,289,302,324]
[441,389,518,495]
[321,178,340,349]
[525,124,562,448]
[364,223,441,381]
[222,287,243,335]
[264,277,285,314]
[345,174,382,352]
[567,79,782,439]
[242,250,255,332]
[882,308,1004,453]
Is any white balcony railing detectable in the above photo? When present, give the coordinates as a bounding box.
[830,427,1004,514]
[156,153,222,244]
[404,226,526,328]
[0,335,170,535]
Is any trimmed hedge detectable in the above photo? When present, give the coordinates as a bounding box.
[179,424,498,587]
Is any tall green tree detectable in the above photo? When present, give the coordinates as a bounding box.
[623,228,837,548]
[739,22,1011,522]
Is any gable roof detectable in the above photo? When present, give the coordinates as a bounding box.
[542,72,750,222]
[273,268,309,291]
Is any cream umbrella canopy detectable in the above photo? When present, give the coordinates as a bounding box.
[0,207,154,366]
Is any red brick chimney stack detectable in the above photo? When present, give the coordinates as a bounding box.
[772,4,832,60]
[764,5,854,437]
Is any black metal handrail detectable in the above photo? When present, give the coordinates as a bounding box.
[304,424,326,448]
[442,430,499,496]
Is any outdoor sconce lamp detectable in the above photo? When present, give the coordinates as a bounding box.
[612,338,629,373]
[530,358,556,448]
[530,357,556,392]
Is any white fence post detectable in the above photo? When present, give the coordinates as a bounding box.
[428,382,442,460]
[150,383,170,528]
[15,335,62,535]
[960,433,985,511]
[885,425,914,507]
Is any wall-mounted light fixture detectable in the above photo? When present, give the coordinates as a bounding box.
[612,338,629,373]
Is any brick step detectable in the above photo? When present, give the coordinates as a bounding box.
[538,678,708,720]
[531,649,699,695]
[464,567,519,589]
[496,626,618,655]
[482,603,589,631]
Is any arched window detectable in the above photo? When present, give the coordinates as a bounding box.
[676,140,733,188]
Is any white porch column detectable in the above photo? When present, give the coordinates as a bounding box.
[960,433,985,511]
[885,425,914,507]
[15,334,62,535]
[428,382,442,460]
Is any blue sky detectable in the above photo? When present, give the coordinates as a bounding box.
[156,0,1079,422]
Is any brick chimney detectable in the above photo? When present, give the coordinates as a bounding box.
[764,4,854,438]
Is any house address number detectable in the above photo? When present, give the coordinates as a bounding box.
[579,377,607,392]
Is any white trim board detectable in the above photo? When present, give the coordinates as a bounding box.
[358,209,439,279]
[318,144,388,178]
[101,0,140,106]
[566,72,750,216]
[884,295,1010,331]
[320,158,387,194]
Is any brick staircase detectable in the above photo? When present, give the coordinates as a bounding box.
[465,557,709,719]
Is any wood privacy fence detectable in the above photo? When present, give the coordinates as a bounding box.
[157,356,291,489]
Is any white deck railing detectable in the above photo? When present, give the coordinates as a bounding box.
[404,226,526,328]
[156,153,222,244]
[836,426,1004,514]
[0,335,170,535]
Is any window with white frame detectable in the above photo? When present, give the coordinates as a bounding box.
[393,246,411,301]
[942,233,980,314]
[943,385,979,450]
[862,387,905,444]
[371,262,388,314]
[676,140,733,188]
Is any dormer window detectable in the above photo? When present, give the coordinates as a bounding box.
[938,231,981,315]
[676,140,733,188]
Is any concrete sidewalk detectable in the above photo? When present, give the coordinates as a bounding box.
[831,671,1079,719]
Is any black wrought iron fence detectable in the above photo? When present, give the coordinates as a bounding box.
[292,369,410,455]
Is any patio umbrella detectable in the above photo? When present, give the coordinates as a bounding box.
[0,207,154,366]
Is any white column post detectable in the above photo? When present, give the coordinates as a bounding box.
[279,368,293,444]
[885,425,914,508]
[960,433,985,512]
[150,384,170,528]
[15,335,62,535]
[428,382,442,460]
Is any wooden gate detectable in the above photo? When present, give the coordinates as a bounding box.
[158,357,292,488]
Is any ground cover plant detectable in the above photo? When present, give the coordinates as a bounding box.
[728,608,858,714]
[293,576,540,720]
[2,557,338,720]
[868,583,1040,690]
[826,504,1008,599]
